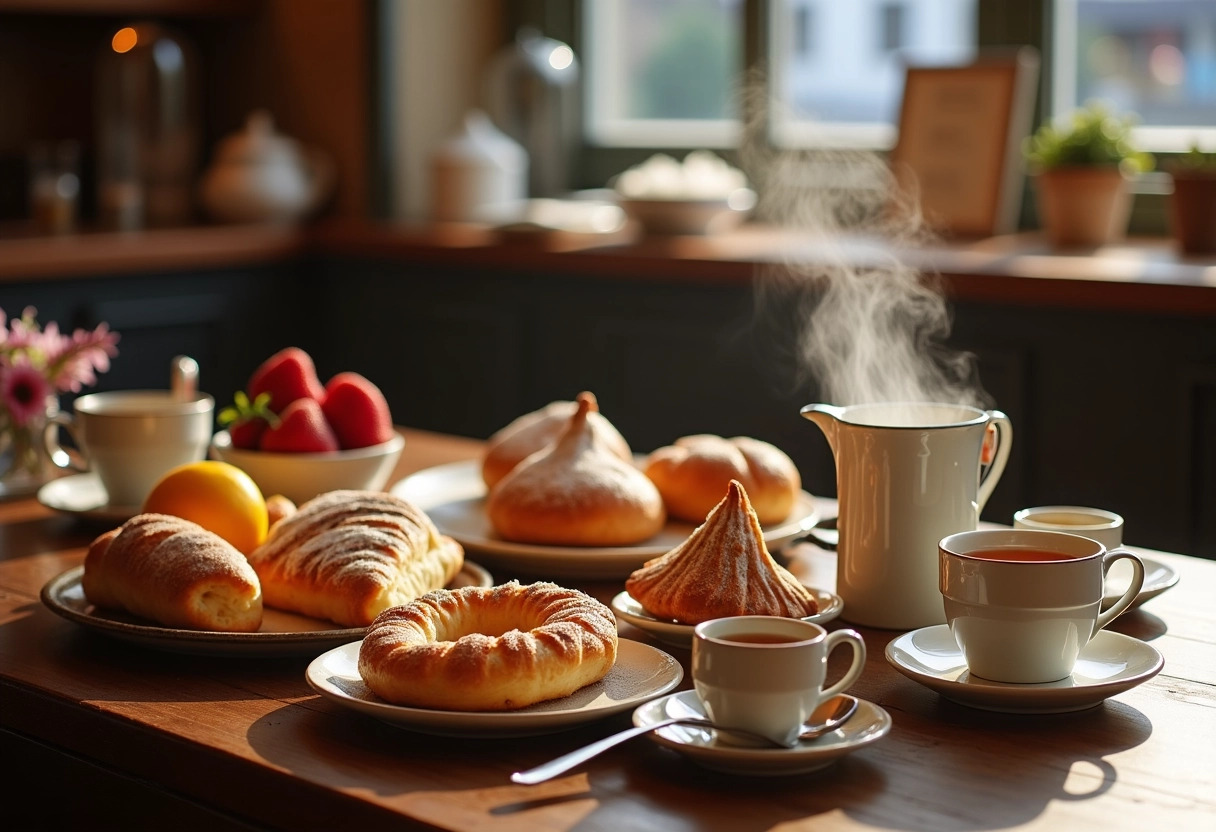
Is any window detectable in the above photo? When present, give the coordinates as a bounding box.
[1052,0,1216,151]
[576,0,1215,157]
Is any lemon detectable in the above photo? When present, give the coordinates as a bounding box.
[142,460,269,555]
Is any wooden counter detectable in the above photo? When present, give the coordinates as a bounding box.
[1,428,1214,831]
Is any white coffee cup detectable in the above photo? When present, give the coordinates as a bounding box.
[691,616,866,746]
[1013,505,1124,550]
[938,528,1145,684]
[45,390,215,507]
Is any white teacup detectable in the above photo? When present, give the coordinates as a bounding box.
[45,390,215,507]
[939,528,1145,684]
[691,616,866,746]
[1013,505,1124,550]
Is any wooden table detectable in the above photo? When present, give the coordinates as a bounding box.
[2,429,1213,831]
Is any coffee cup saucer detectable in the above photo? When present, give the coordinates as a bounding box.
[631,690,891,776]
[884,624,1164,714]
[37,473,139,523]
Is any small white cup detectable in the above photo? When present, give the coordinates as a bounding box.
[45,390,215,507]
[1013,505,1124,550]
[939,528,1145,684]
[691,616,866,746]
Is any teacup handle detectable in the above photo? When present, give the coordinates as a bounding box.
[43,412,88,474]
[820,628,867,701]
[1095,548,1146,631]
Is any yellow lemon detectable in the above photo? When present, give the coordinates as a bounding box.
[142,460,268,555]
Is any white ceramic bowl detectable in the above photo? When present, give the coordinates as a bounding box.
[209,430,404,506]
[618,188,757,235]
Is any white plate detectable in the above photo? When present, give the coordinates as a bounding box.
[390,460,820,579]
[632,690,891,776]
[305,638,684,737]
[40,561,493,658]
[884,624,1164,714]
[610,589,844,648]
[1104,555,1180,609]
[37,473,139,523]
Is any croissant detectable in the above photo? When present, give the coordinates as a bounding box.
[486,392,665,546]
[626,480,818,624]
[247,489,464,627]
[82,513,263,632]
[481,392,633,490]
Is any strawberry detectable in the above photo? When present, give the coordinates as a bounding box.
[321,372,394,449]
[247,347,325,413]
[259,397,339,453]
[217,391,278,450]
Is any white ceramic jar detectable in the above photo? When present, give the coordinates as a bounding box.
[431,110,528,223]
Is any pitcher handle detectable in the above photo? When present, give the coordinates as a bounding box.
[976,410,1012,514]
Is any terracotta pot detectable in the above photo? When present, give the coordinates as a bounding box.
[1033,166,1131,248]
[1168,171,1216,255]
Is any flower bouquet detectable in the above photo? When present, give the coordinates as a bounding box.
[0,307,119,493]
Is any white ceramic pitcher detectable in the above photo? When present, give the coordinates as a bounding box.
[801,402,1013,630]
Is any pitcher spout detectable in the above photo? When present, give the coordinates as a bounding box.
[800,403,844,451]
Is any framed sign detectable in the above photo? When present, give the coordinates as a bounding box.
[889,48,1040,238]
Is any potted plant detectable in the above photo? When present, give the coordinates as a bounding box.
[1165,145,1216,255]
[1023,102,1153,248]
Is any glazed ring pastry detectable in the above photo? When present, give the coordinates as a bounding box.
[357,581,619,711]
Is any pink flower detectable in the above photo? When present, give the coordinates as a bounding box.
[1,363,52,427]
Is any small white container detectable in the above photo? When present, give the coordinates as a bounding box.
[1013,505,1124,550]
[431,110,528,223]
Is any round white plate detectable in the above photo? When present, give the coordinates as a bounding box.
[633,690,891,776]
[40,561,493,658]
[610,589,844,648]
[305,638,684,737]
[1104,555,1180,609]
[884,624,1164,714]
[37,473,139,523]
[390,460,820,579]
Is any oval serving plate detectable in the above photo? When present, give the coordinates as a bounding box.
[40,561,493,658]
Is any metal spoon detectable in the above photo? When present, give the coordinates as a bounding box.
[510,694,859,785]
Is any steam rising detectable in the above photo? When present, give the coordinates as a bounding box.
[738,90,988,411]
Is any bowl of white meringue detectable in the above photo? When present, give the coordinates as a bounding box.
[614,151,757,236]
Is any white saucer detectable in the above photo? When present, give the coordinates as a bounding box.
[610,589,844,648]
[306,638,684,737]
[37,473,138,523]
[1104,554,1179,609]
[884,624,1164,714]
[632,690,891,776]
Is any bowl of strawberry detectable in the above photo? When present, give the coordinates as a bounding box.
[210,347,404,505]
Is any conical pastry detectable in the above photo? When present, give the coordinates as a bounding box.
[487,392,665,546]
[626,480,818,624]
[481,393,632,489]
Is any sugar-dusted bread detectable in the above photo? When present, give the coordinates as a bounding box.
[247,490,463,627]
[487,393,665,547]
[625,480,818,624]
[644,434,802,525]
[481,392,633,490]
[82,513,263,632]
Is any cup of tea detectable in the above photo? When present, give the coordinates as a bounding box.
[938,528,1145,684]
[1013,505,1124,550]
[691,616,866,746]
[45,390,215,507]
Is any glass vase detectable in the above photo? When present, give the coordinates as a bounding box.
[0,396,59,498]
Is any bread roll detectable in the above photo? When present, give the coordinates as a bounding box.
[82,513,263,632]
[626,480,818,624]
[482,393,632,489]
[248,490,463,627]
[644,434,802,525]
[487,393,665,546]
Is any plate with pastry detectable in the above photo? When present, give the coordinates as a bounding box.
[41,494,493,657]
[306,582,684,737]
[611,480,841,646]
